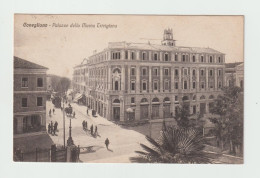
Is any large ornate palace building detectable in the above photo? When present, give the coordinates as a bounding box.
[73,29,226,122]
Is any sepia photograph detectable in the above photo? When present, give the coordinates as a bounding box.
[13,14,244,164]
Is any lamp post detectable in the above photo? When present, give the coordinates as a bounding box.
[67,117,74,146]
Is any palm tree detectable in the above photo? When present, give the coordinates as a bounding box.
[130,126,211,163]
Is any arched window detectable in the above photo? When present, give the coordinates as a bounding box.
[113,99,120,103]
[163,97,170,103]
[192,69,196,76]
[200,95,206,100]
[152,97,159,103]
[141,98,148,103]
[209,95,214,99]
[182,96,189,101]
[113,68,121,73]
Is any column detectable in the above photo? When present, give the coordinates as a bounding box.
[106,99,111,120]
[171,66,175,92]
[108,67,112,90]
[136,51,140,60]
[189,67,192,90]
[179,67,182,90]
[149,51,152,61]
[121,50,125,60]
[128,50,131,60]
[135,104,140,120]
[160,66,163,92]
[149,66,152,92]
[128,66,131,93]
[160,52,163,61]
[136,65,140,93]
[120,97,125,121]
[196,67,200,90]
[121,65,125,91]
[214,68,218,89]
[206,68,209,90]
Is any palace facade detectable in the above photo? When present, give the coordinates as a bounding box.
[73,29,226,122]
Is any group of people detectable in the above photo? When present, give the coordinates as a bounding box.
[82,120,98,137]
[48,121,58,135]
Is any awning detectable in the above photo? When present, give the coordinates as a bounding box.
[73,93,83,102]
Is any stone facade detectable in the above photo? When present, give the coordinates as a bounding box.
[13,56,48,135]
[73,29,225,122]
[225,62,244,88]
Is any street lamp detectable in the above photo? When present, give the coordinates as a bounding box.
[67,117,74,146]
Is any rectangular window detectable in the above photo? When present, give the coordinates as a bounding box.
[154,81,158,90]
[125,51,128,59]
[154,53,158,61]
[142,82,147,91]
[142,52,146,60]
[131,82,135,91]
[165,54,169,61]
[201,82,205,89]
[154,68,158,76]
[210,82,214,88]
[142,68,147,76]
[193,105,196,114]
[182,55,185,62]
[21,77,28,88]
[22,98,27,107]
[210,56,213,63]
[175,96,178,101]
[210,70,213,76]
[131,68,135,75]
[175,82,178,89]
[201,70,204,76]
[175,69,178,76]
[218,70,222,76]
[184,81,188,89]
[218,57,221,63]
[193,81,196,89]
[131,97,135,104]
[164,68,169,76]
[37,78,43,87]
[192,56,196,62]
[175,54,178,61]
[131,52,135,60]
[165,81,169,90]
[201,56,204,62]
[37,97,43,106]
[184,69,188,75]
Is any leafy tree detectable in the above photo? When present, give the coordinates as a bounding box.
[209,77,243,154]
[130,126,211,163]
[51,75,71,96]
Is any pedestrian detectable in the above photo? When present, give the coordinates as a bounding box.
[105,138,110,150]
[53,124,56,135]
[90,125,93,135]
[73,111,76,118]
[49,109,52,116]
[86,109,88,115]
[95,126,98,135]
[54,121,58,132]
[53,108,55,114]
[50,121,53,135]
[82,120,85,130]
[48,123,51,134]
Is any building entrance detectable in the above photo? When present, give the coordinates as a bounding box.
[113,107,120,121]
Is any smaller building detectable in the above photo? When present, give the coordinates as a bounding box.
[225,62,244,88]
[13,56,48,135]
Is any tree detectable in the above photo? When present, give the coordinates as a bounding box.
[51,75,71,96]
[209,77,243,154]
[130,126,211,163]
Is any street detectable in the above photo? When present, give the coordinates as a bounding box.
[46,101,149,163]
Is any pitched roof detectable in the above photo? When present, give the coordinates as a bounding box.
[108,42,224,54]
[14,56,48,69]
[225,62,243,68]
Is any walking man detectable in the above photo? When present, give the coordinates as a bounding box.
[48,123,51,134]
[82,120,85,130]
[53,108,55,114]
[49,109,52,116]
[90,125,93,135]
[105,138,110,150]
[85,120,88,130]
[50,121,53,135]
[86,109,88,115]
[95,126,98,135]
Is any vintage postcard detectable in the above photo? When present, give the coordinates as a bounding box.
[13,15,244,163]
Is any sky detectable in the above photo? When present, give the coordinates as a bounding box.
[14,15,244,78]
